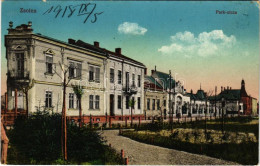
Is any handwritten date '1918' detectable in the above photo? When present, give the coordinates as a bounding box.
[43,3,103,24]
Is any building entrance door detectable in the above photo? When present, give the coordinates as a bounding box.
[110,94,115,116]
[17,91,24,109]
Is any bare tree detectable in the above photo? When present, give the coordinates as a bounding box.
[16,79,34,118]
[73,85,84,128]
[53,61,75,161]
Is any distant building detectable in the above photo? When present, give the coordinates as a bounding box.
[251,98,257,116]
[187,89,209,117]
[149,67,191,118]
[144,75,167,120]
[240,80,252,115]
[208,80,256,115]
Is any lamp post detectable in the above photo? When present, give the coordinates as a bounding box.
[221,97,225,133]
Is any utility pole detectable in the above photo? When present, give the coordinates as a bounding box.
[215,86,217,119]
[168,70,173,130]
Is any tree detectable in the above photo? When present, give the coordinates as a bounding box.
[53,62,74,161]
[16,79,34,118]
[129,98,135,127]
[72,85,84,128]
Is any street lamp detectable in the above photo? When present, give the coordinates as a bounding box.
[221,97,225,133]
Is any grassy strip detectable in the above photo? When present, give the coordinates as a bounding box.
[120,130,258,165]
[136,121,258,138]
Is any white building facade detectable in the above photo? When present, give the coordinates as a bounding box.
[5,22,145,120]
[104,48,146,117]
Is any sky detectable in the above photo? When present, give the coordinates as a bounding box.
[1,1,259,100]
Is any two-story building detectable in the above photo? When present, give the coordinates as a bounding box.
[104,47,146,119]
[144,74,168,120]
[5,22,145,123]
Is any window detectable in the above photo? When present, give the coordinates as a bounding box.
[126,96,130,109]
[16,53,24,75]
[152,99,155,110]
[95,67,100,82]
[69,93,74,109]
[132,74,135,86]
[138,97,141,109]
[110,68,114,83]
[76,63,82,78]
[95,95,100,109]
[45,91,52,108]
[138,75,141,87]
[69,61,82,79]
[126,72,129,89]
[157,99,160,110]
[147,99,150,110]
[118,95,122,109]
[164,100,166,107]
[89,95,100,110]
[89,66,94,81]
[46,55,53,74]
[89,95,94,109]
[89,66,100,82]
[118,70,122,84]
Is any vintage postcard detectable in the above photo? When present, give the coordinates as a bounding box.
[1,0,259,165]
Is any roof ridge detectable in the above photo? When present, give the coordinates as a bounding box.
[103,49,145,67]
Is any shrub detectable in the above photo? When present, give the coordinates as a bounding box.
[67,124,105,163]
[8,111,61,164]
[7,111,122,165]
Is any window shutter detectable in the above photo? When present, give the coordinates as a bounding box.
[77,63,82,78]
[95,67,100,82]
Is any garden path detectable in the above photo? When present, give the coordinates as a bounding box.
[101,130,238,165]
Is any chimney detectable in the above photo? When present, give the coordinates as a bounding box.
[227,86,229,90]
[224,87,226,91]
[115,48,121,54]
[68,38,76,44]
[9,21,13,29]
[151,70,155,75]
[191,89,193,94]
[94,41,99,47]
[230,87,232,90]
[155,65,157,72]
[221,86,223,92]
[28,21,32,29]
[144,68,147,75]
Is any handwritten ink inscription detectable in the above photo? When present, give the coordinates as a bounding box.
[43,3,104,23]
